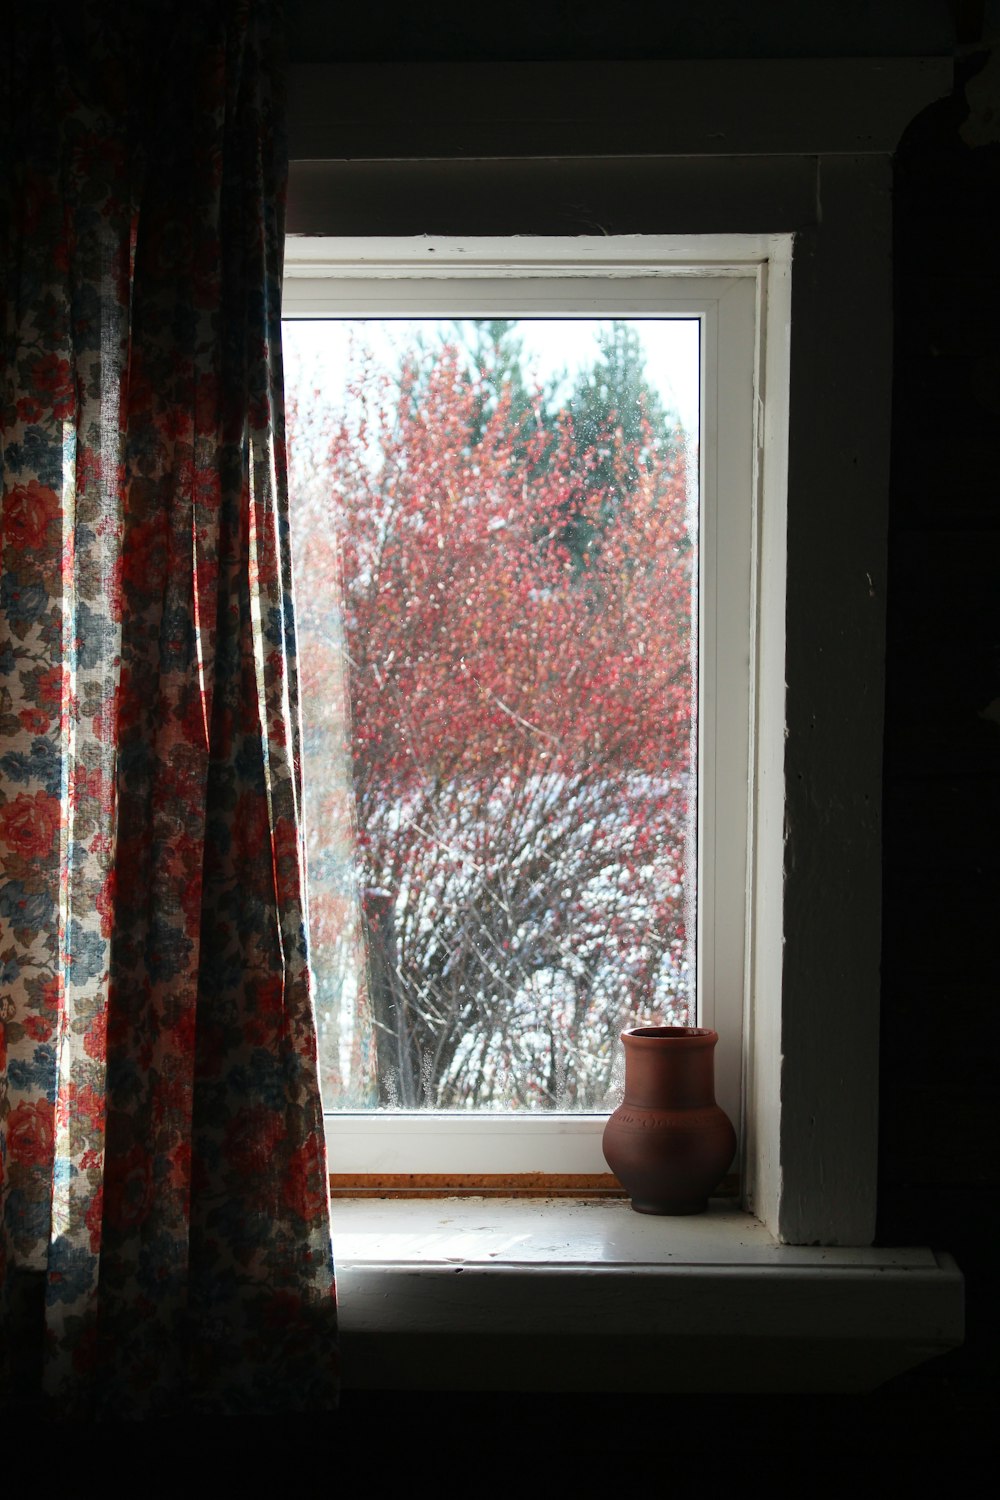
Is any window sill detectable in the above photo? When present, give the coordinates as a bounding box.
[329,1197,962,1394]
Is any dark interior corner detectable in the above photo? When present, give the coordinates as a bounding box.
[873,36,999,1427]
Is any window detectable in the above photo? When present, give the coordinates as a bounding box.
[275,61,969,1401]
[284,54,959,1257]
[283,237,771,1180]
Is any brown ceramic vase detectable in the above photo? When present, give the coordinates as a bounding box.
[602,1026,736,1215]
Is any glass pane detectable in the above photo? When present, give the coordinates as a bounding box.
[285,318,699,1111]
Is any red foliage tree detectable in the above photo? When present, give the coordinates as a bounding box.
[289,334,695,1109]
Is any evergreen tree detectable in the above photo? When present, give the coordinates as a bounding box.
[455,318,560,467]
[561,321,679,571]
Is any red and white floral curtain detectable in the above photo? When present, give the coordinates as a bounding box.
[0,2,337,1413]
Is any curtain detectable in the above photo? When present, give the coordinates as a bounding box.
[0,2,338,1414]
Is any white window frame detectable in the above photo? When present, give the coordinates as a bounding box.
[283,236,775,1184]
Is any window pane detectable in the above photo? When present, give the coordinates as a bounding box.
[285,318,699,1111]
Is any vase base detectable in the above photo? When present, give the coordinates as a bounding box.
[629,1196,708,1216]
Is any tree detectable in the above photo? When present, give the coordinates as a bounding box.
[559,320,679,572]
[456,319,545,452]
[288,328,695,1111]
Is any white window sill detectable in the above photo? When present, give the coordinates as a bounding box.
[329,1196,963,1394]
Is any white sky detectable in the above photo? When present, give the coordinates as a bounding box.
[284,317,700,436]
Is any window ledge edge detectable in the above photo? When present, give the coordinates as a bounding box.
[330,1197,963,1394]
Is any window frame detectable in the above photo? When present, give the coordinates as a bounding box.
[283,243,766,1181]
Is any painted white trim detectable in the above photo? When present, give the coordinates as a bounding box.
[325,1113,609,1174]
[283,232,780,274]
[283,272,753,315]
[743,242,792,1233]
[697,274,757,1137]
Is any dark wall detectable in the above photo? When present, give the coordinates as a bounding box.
[287,0,957,61]
[285,0,998,1456]
[878,47,999,1405]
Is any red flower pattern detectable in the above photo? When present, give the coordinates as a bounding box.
[0,790,62,858]
[18,708,50,734]
[233,789,271,867]
[2,479,60,549]
[85,1187,104,1253]
[283,1134,329,1222]
[35,666,64,708]
[30,352,75,419]
[6,1099,55,1168]
[224,1105,288,1180]
[104,1144,153,1232]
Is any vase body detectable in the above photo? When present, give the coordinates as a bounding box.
[602,1026,736,1215]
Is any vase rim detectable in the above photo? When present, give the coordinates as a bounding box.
[622,1025,719,1045]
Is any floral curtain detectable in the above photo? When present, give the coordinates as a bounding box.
[0,2,338,1414]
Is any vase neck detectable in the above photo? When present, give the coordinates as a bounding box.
[622,1038,718,1109]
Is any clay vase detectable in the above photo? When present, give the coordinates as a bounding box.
[602,1026,736,1215]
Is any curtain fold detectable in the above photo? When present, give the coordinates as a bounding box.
[1,1,338,1414]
